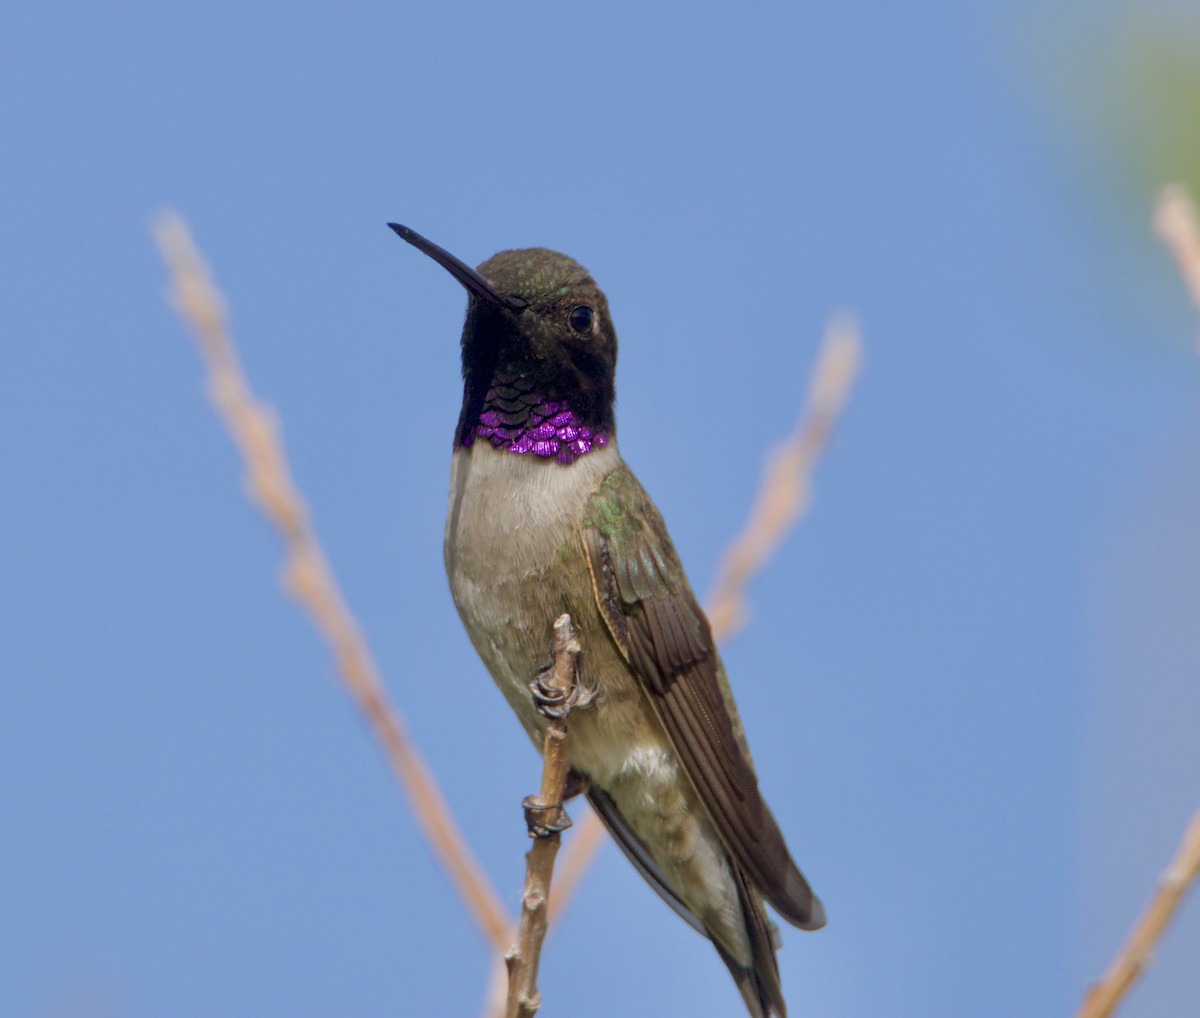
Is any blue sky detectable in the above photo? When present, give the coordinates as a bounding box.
[2,2,1198,1016]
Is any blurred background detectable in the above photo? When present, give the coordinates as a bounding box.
[2,2,1198,1016]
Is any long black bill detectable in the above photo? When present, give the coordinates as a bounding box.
[388,223,527,312]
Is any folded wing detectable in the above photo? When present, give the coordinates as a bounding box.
[582,466,824,931]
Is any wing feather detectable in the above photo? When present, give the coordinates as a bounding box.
[583,465,824,931]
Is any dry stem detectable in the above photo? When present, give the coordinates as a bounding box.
[505,615,582,1018]
[1077,811,1200,1018]
[152,211,512,953]
[1154,183,1200,345]
[706,315,863,639]
[482,802,608,1018]
[1073,184,1200,1018]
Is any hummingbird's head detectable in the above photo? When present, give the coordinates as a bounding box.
[467,247,617,393]
[390,224,618,458]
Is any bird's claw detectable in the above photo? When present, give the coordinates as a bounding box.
[529,665,594,720]
[522,794,572,838]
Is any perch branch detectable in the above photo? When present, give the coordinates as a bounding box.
[152,210,513,953]
[1077,810,1200,1018]
[1075,184,1200,1018]
[706,315,863,640]
[505,614,583,1018]
[482,799,607,1018]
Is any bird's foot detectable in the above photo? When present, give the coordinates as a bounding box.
[529,664,595,720]
[522,795,572,838]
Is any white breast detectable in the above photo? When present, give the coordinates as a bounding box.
[445,440,620,584]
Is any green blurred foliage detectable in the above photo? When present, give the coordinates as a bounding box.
[1026,3,1200,342]
[1109,11,1200,195]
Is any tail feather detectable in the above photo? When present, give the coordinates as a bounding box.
[586,787,815,1018]
[712,867,788,1018]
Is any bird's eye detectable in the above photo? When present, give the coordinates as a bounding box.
[568,305,594,334]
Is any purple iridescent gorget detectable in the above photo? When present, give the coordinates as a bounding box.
[465,397,608,464]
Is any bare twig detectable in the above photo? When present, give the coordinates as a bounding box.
[485,798,604,1018]
[1074,185,1200,1018]
[706,315,863,640]
[505,615,582,1018]
[152,211,513,953]
[483,799,610,1018]
[1154,184,1200,346]
[1077,811,1200,1018]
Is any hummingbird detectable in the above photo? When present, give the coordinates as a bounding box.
[389,223,825,1018]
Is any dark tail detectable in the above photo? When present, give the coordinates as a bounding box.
[712,867,789,1018]
[587,786,819,1017]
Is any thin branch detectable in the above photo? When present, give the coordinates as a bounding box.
[484,802,610,1018]
[1154,183,1200,347]
[505,615,583,1018]
[482,797,604,1018]
[152,210,513,953]
[1074,184,1200,1018]
[706,315,864,640]
[1077,810,1200,1018]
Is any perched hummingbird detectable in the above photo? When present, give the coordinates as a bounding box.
[389,224,825,1017]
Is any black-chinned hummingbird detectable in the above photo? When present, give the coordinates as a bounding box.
[389,223,824,1018]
